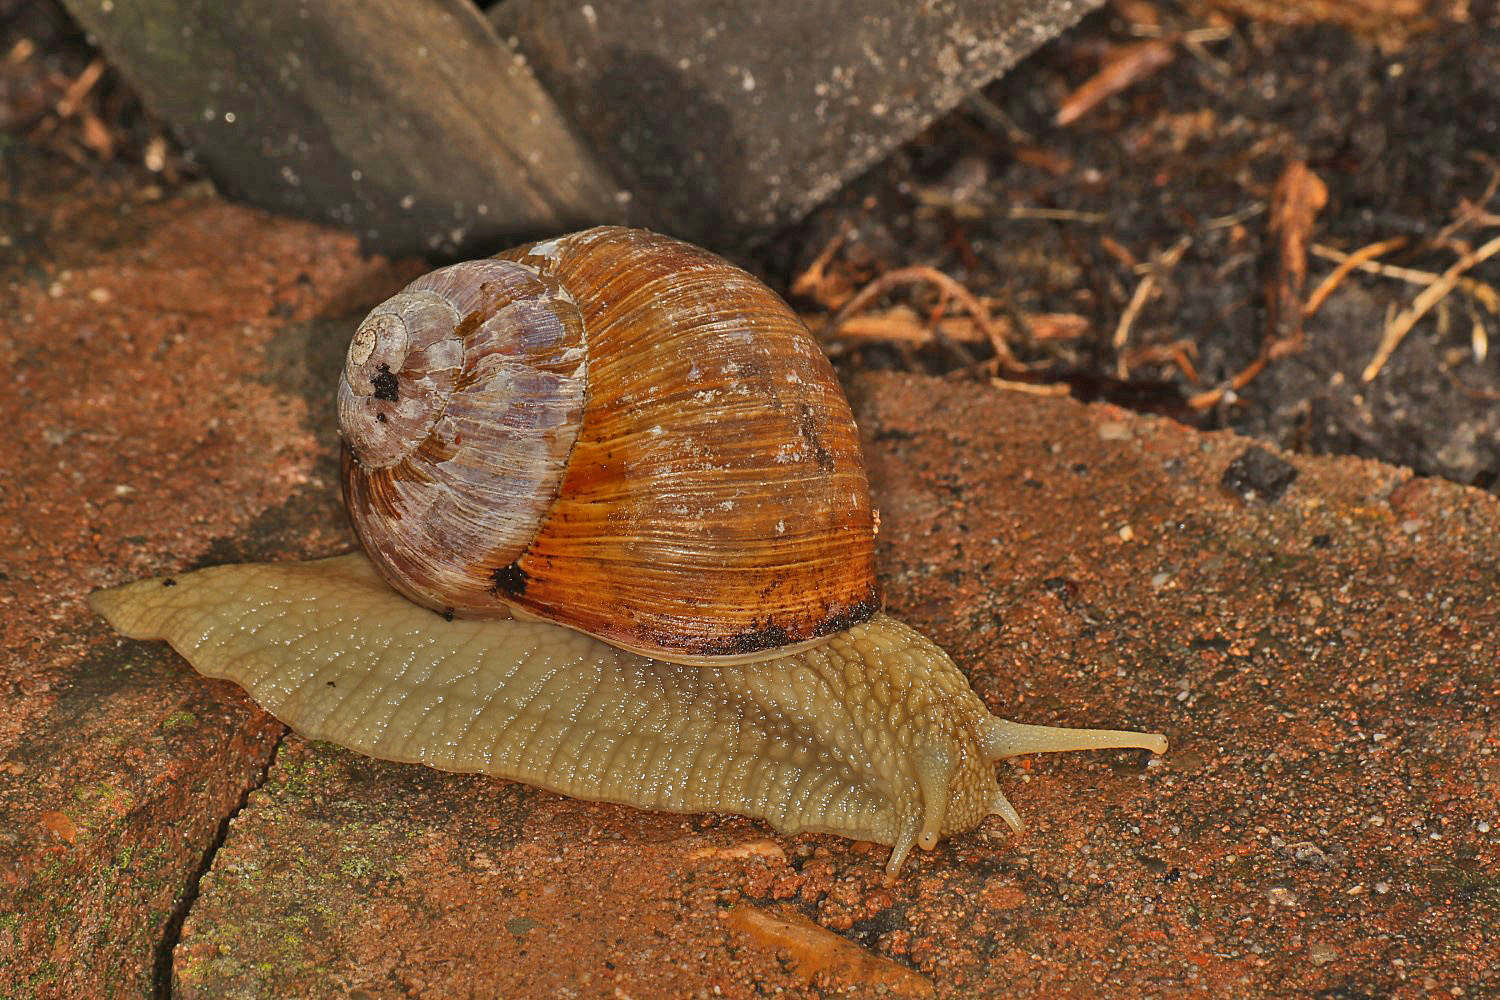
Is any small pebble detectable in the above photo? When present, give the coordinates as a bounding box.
[1220,445,1298,503]
[1308,941,1338,966]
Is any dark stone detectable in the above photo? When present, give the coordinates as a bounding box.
[1220,445,1299,502]
[59,0,623,258]
[493,0,1105,246]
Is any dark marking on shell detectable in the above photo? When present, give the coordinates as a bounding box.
[490,562,529,598]
[452,309,484,344]
[797,403,835,473]
[694,622,794,658]
[371,364,399,402]
[812,586,882,638]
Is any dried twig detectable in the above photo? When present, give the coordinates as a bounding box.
[1311,241,1500,312]
[1006,206,1108,224]
[1310,244,1442,286]
[55,58,105,118]
[1362,234,1500,382]
[1055,37,1178,126]
[991,378,1070,397]
[963,92,1032,145]
[1204,202,1266,231]
[1303,237,1407,317]
[790,222,853,309]
[1113,236,1191,378]
[807,308,1088,347]
[1190,165,1329,409]
[824,267,1026,373]
[1125,340,1200,382]
[1186,354,1269,411]
[924,288,985,378]
[1432,155,1500,244]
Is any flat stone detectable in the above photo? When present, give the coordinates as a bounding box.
[173,380,1499,996]
[495,0,1103,245]
[4,166,1497,998]
[59,0,625,259]
[0,163,419,994]
[62,0,1100,255]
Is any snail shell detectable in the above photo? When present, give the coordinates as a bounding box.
[338,227,879,661]
[90,226,1167,877]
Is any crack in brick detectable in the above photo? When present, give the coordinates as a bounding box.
[152,723,289,998]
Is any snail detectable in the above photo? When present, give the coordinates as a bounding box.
[90,226,1166,877]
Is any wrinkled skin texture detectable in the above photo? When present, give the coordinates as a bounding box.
[91,554,1166,875]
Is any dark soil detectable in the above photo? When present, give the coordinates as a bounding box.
[774,2,1500,491]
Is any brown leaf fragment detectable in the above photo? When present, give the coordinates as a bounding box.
[40,810,77,845]
[726,903,935,998]
[1266,160,1328,355]
[1056,38,1177,126]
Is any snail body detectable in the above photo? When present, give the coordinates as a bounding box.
[91,227,1165,876]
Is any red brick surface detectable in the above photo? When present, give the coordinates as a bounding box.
[0,169,418,996]
[2,171,1496,998]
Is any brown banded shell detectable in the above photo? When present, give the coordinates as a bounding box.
[339,226,879,662]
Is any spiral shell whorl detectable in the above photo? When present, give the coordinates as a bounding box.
[339,259,588,617]
[338,290,462,470]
